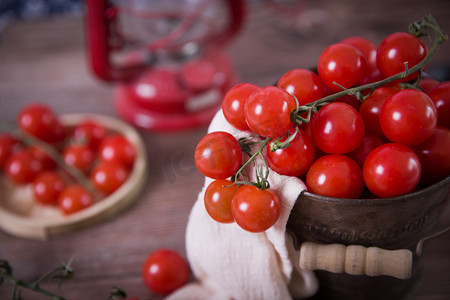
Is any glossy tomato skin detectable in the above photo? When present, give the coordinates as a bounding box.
[204,179,239,223]
[347,133,386,168]
[72,120,107,151]
[358,87,398,138]
[33,171,66,205]
[0,133,21,168]
[98,135,136,169]
[412,127,450,186]
[222,83,259,131]
[306,154,364,199]
[58,184,94,215]
[266,129,315,177]
[63,145,95,174]
[231,185,280,233]
[317,43,367,92]
[341,36,382,84]
[427,81,450,128]
[29,145,57,170]
[376,32,427,82]
[5,149,44,184]
[90,161,129,195]
[244,86,296,138]
[17,103,66,143]
[142,249,189,295]
[363,143,421,198]
[277,69,325,105]
[380,89,437,146]
[311,102,365,154]
[194,131,242,179]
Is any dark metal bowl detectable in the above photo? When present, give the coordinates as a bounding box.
[287,176,450,300]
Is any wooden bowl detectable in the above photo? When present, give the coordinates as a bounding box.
[287,176,450,299]
[0,114,148,240]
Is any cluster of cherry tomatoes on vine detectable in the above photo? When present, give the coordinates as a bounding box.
[194,17,450,233]
[0,103,136,215]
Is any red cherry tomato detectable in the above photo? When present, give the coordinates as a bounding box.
[29,145,57,170]
[142,249,190,295]
[17,103,66,143]
[58,184,94,215]
[231,185,280,233]
[244,86,296,138]
[63,145,95,174]
[358,87,398,138]
[419,78,440,93]
[427,81,450,128]
[363,143,421,198]
[90,161,129,195]
[72,120,107,151]
[311,102,365,154]
[0,133,21,168]
[265,129,315,177]
[222,83,259,131]
[317,43,367,92]
[376,32,427,82]
[380,89,437,146]
[306,154,364,199]
[341,36,382,84]
[346,133,386,168]
[204,179,239,223]
[5,149,44,184]
[33,171,66,205]
[194,131,242,179]
[99,135,136,169]
[412,127,450,186]
[277,69,325,105]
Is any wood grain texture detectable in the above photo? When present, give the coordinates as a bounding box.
[0,1,449,299]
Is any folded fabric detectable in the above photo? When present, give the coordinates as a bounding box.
[166,110,318,300]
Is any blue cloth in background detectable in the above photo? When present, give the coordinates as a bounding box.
[0,0,84,33]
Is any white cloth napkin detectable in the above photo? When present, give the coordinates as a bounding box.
[166,110,318,300]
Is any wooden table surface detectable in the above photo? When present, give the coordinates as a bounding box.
[0,1,449,299]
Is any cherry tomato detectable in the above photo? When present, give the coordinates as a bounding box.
[427,81,450,128]
[90,161,129,195]
[231,185,280,233]
[194,131,242,179]
[412,127,450,186]
[58,184,94,215]
[380,89,437,146]
[334,95,361,111]
[346,133,386,168]
[306,154,364,198]
[63,144,95,174]
[363,143,421,198]
[142,249,190,295]
[29,145,57,170]
[72,120,107,151]
[277,69,325,105]
[33,171,66,205]
[311,102,365,154]
[419,78,440,93]
[244,86,296,138]
[317,43,367,92]
[376,32,427,82]
[341,36,382,84]
[99,135,136,169]
[222,83,259,131]
[265,129,315,177]
[0,133,21,168]
[358,87,398,138]
[17,103,66,143]
[204,179,239,223]
[5,149,44,184]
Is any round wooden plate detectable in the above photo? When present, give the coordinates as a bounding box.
[0,114,148,240]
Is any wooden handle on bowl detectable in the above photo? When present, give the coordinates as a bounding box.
[299,242,413,280]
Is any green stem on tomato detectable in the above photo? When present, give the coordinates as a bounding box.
[291,14,448,125]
